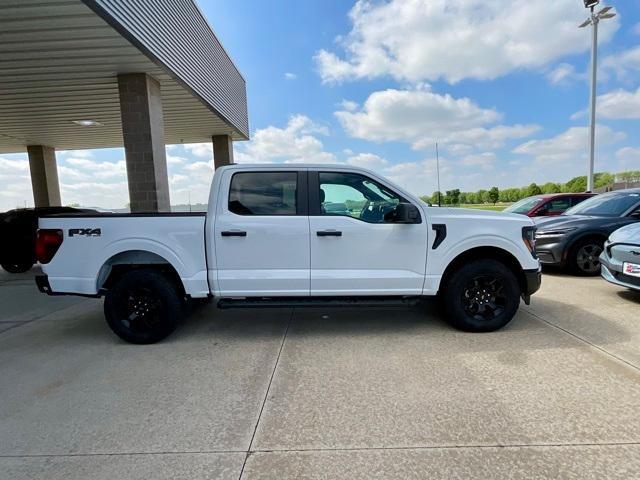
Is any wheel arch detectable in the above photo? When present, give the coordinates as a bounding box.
[97,250,184,297]
[439,246,527,295]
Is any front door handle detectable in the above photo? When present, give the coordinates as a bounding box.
[317,230,342,237]
[221,230,247,237]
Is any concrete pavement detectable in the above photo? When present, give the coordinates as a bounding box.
[0,267,639,479]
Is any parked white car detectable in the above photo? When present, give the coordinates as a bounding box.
[600,222,640,292]
[36,164,541,343]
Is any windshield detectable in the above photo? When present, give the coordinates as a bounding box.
[564,192,640,216]
[504,197,543,214]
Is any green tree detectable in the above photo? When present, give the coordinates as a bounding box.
[525,183,542,197]
[488,187,499,204]
[541,182,560,194]
[564,176,587,192]
[595,172,614,188]
[447,189,461,205]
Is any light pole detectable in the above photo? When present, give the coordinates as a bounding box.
[579,1,616,192]
[435,141,441,206]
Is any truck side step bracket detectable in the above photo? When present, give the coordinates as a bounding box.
[217,296,422,309]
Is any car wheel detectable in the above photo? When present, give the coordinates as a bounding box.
[441,259,520,332]
[1,262,33,273]
[104,269,183,344]
[569,238,603,276]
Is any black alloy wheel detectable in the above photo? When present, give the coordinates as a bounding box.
[104,269,183,344]
[461,275,507,322]
[575,243,603,274]
[121,287,164,334]
[441,258,520,332]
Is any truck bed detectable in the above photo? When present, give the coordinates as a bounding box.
[38,212,209,297]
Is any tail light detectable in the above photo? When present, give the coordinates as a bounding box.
[35,229,63,264]
[522,226,537,259]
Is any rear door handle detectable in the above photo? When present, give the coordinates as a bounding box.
[221,230,247,237]
[317,230,342,237]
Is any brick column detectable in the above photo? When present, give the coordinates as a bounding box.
[117,73,170,212]
[212,134,234,169]
[27,145,61,207]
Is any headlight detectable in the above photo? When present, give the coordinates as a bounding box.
[522,226,537,258]
[536,227,577,237]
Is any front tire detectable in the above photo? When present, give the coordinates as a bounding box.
[441,259,520,332]
[104,269,183,344]
[568,238,603,276]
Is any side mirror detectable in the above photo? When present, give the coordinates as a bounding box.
[385,202,421,224]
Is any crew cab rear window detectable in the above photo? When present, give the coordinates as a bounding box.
[228,172,297,215]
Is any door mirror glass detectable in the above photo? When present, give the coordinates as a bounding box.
[384,202,421,224]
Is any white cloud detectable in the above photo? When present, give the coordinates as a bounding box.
[335,86,539,151]
[183,143,213,159]
[0,155,33,210]
[602,45,640,81]
[459,152,496,170]
[572,88,640,120]
[315,0,618,84]
[338,99,358,112]
[514,125,624,156]
[547,63,577,85]
[284,72,297,80]
[346,152,389,170]
[239,115,336,164]
[616,147,640,170]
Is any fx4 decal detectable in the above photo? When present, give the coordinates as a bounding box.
[69,228,101,237]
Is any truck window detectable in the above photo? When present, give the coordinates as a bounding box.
[318,172,402,223]
[229,172,297,215]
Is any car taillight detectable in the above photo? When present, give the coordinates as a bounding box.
[35,229,63,264]
[522,226,537,258]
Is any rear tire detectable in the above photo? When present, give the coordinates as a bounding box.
[1,262,33,273]
[104,269,183,344]
[568,238,604,276]
[441,259,520,332]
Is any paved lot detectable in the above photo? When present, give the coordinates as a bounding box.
[1,267,639,479]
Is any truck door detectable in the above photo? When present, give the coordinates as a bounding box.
[213,169,310,296]
[308,170,428,295]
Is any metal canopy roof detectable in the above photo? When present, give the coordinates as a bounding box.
[0,0,249,154]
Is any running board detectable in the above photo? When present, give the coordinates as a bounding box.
[217,296,422,309]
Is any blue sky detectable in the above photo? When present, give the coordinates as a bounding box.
[1,0,639,210]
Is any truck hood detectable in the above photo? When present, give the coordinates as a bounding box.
[426,206,533,226]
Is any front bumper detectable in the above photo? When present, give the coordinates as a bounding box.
[522,268,542,304]
[534,235,569,265]
[599,247,640,292]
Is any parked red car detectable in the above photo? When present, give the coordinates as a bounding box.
[504,193,595,217]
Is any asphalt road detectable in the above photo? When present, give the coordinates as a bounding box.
[1,267,639,479]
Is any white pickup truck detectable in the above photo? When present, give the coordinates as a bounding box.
[36,164,541,343]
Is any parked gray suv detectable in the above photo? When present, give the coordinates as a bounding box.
[535,189,640,275]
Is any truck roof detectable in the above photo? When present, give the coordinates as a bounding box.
[219,163,374,171]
